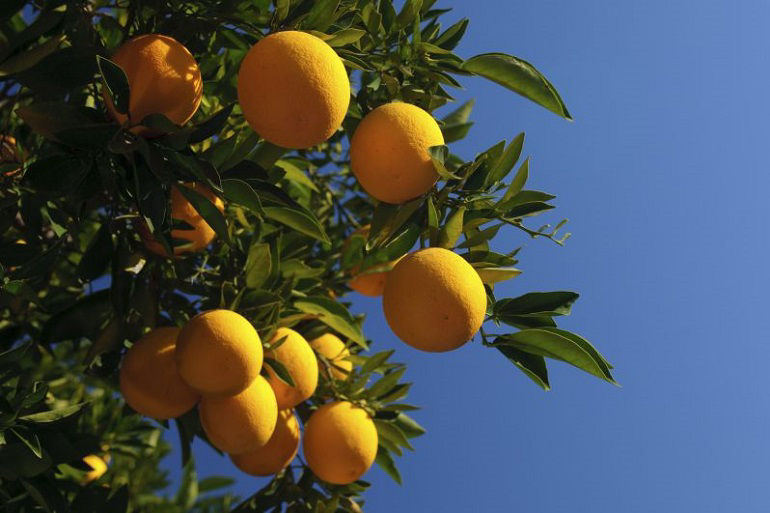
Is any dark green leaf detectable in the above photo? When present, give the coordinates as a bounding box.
[245,243,271,289]
[487,132,524,185]
[303,0,340,31]
[97,55,130,115]
[461,53,572,119]
[198,476,235,493]
[493,329,615,384]
[375,446,401,484]
[264,357,296,387]
[294,297,366,348]
[20,402,86,423]
[222,178,265,216]
[496,345,550,390]
[262,206,329,243]
[176,184,230,245]
[438,206,465,248]
[494,291,579,317]
[189,104,234,143]
[78,224,113,281]
[434,18,468,50]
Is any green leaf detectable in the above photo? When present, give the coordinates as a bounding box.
[394,412,426,438]
[496,345,550,390]
[198,476,235,493]
[359,350,395,375]
[367,368,406,399]
[397,0,423,28]
[428,144,459,180]
[20,402,86,423]
[461,53,572,119]
[252,141,286,169]
[493,329,615,384]
[500,190,556,211]
[262,206,329,243]
[0,341,32,369]
[438,206,465,248]
[264,357,296,387]
[374,420,414,451]
[16,102,100,141]
[487,132,524,185]
[303,0,339,31]
[494,291,579,317]
[245,243,271,289]
[538,327,615,373]
[375,446,402,484]
[325,28,366,47]
[505,201,555,218]
[175,457,198,509]
[10,429,42,458]
[502,157,530,202]
[434,18,469,50]
[457,222,501,249]
[175,184,230,245]
[222,178,265,216]
[0,34,64,76]
[294,297,366,348]
[275,160,319,192]
[189,104,234,143]
[78,223,113,281]
[475,266,521,284]
[96,55,130,115]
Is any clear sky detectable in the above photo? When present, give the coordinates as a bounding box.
[165,1,770,511]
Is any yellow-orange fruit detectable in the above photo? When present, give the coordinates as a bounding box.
[0,135,22,176]
[119,327,199,419]
[141,182,225,257]
[350,102,443,204]
[264,327,318,409]
[230,409,300,476]
[303,401,377,485]
[309,333,352,381]
[237,31,350,149]
[199,375,278,454]
[105,34,202,133]
[176,310,262,397]
[383,247,486,352]
[82,454,108,483]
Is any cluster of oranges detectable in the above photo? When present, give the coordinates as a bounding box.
[120,309,376,484]
[100,29,490,483]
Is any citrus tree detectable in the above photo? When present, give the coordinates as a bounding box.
[0,1,617,512]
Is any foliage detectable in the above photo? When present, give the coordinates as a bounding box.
[0,0,615,512]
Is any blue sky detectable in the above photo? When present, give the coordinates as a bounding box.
[165,1,770,511]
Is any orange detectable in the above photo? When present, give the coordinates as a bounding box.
[199,375,278,454]
[140,182,225,257]
[303,401,378,484]
[230,409,300,476]
[176,310,262,397]
[350,102,444,204]
[119,327,199,419]
[105,34,202,134]
[309,333,352,381]
[382,247,487,352]
[264,327,318,409]
[237,31,350,149]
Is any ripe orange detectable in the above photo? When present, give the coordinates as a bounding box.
[176,310,262,397]
[237,31,350,149]
[350,102,444,204]
[199,375,278,454]
[119,327,199,419]
[104,34,202,134]
[264,327,318,409]
[383,247,487,352]
[309,333,352,381]
[140,182,225,258]
[230,408,300,476]
[303,401,378,484]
